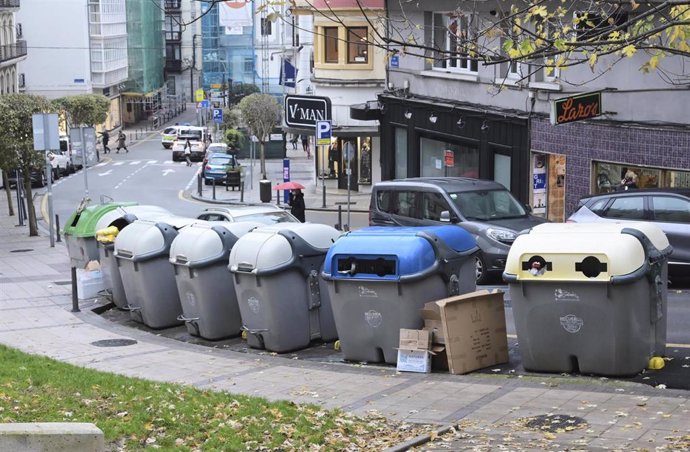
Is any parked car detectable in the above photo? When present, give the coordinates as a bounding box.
[567,188,690,276]
[196,204,299,224]
[47,150,72,179]
[171,126,207,161]
[201,143,232,172]
[203,154,240,185]
[369,177,547,283]
[6,167,47,188]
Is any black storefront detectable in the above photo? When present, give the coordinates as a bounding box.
[377,94,532,204]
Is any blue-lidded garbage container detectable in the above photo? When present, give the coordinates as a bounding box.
[503,222,672,376]
[321,225,478,364]
[114,216,198,329]
[228,223,342,353]
[170,221,262,340]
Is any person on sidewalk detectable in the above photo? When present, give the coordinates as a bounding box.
[100,130,111,154]
[116,131,128,153]
[288,189,306,222]
[301,135,311,159]
[328,141,339,178]
[184,138,192,167]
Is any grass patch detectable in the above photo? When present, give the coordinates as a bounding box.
[0,345,432,450]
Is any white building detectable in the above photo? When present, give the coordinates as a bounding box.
[0,0,26,94]
[17,0,128,130]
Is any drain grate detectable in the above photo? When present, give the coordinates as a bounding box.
[91,339,138,347]
[10,249,34,253]
[524,414,588,433]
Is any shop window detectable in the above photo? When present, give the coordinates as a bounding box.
[420,136,479,178]
[592,161,690,193]
[395,127,407,179]
[359,137,372,184]
[324,27,339,63]
[347,27,368,63]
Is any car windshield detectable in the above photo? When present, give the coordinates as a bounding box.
[163,127,177,135]
[209,156,234,166]
[450,189,527,220]
[179,131,202,140]
[235,211,297,224]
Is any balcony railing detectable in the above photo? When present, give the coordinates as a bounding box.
[0,40,27,64]
[0,0,20,8]
[165,59,183,73]
[164,0,180,10]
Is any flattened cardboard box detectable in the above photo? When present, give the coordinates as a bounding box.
[433,290,508,375]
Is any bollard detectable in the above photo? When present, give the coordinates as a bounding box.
[55,214,61,242]
[322,185,326,209]
[197,173,202,195]
[337,205,343,231]
[212,178,216,200]
[71,267,80,312]
[240,181,244,202]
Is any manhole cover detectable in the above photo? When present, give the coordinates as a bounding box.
[91,339,138,347]
[10,249,33,253]
[524,414,588,433]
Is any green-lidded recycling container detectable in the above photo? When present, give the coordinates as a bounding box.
[504,222,672,377]
[63,201,137,268]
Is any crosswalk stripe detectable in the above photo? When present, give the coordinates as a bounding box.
[164,161,173,164]
[129,161,141,165]
[147,160,157,164]
[113,162,124,166]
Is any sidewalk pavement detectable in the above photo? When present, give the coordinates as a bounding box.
[2,194,690,451]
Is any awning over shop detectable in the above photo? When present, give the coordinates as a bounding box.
[283,125,379,137]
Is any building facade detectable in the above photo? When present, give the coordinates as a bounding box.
[382,0,690,221]
[0,0,26,95]
[17,0,125,130]
[163,0,199,105]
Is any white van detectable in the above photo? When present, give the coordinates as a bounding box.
[171,126,208,161]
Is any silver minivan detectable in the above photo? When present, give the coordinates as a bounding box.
[369,177,547,283]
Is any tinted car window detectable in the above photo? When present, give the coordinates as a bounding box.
[603,197,645,220]
[376,190,421,219]
[588,198,609,214]
[652,196,690,223]
[422,192,451,221]
[198,213,226,221]
[237,212,296,224]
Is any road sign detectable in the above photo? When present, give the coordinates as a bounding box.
[195,89,205,102]
[213,108,223,124]
[444,150,454,167]
[32,113,60,151]
[200,99,210,109]
[316,120,332,145]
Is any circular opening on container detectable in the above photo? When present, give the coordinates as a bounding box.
[579,256,603,278]
[10,249,34,253]
[90,339,138,347]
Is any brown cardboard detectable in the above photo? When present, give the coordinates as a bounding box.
[421,303,445,344]
[432,290,508,375]
[398,328,431,351]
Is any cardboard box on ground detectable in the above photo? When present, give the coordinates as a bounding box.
[397,290,509,374]
[76,260,105,300]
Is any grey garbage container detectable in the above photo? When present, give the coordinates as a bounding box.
[96,205,172,309]
[228,223,342,353]
[170,221,262,340]
[259,179,271,203]
[114,216,198,329]
[503,222,672,377]
[321,225,478,364]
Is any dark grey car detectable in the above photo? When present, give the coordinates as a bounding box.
[568,188,690,276]
[369,177,547,284]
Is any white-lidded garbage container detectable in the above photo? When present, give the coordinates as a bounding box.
[228,223,342,353]
[97,205,172,309]
[321,226,478,364]
[503,222,672,376]
[170,221,262,340]
[114,216,199,329]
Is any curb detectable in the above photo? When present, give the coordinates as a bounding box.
[383,424,456,452]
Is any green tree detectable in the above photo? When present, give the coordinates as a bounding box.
[53,94,110,128]
[228,83,260,107]
[225,128,245,153]
[238,94,282,179]
[0,94,56,236]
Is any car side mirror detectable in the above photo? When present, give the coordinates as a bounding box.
[524,203,532,213]
[440,211,451,223]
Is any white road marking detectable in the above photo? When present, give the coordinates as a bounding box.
[162,169,175,176]
[95,162,108,167]
[113,162,125,166]
[129,161,141,165]
[98,170,112,176]
[147,160,157,164]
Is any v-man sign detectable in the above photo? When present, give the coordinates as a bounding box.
[316,120,332,145]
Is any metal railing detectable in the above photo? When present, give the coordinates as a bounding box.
[0,40,26,63]
[0,0,20,8]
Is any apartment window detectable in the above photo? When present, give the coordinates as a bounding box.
[165,14,181,40]
[432,12,478,73]
[347,27,368,63]
[261,18,272,36]
[324,27,339,63]
[243,57,254,74]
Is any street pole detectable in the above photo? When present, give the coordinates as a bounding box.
[346,142,351,230]
[80,127,89,196]
[321,144,326,208]
[44,153,55,247]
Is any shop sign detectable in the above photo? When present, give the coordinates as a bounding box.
[444,150,454,167]
[284,95,332,128]
[550,92,601,125]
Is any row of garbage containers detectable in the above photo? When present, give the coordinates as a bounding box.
[63,201,672,376]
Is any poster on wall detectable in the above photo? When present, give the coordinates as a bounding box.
[532,154,547,215]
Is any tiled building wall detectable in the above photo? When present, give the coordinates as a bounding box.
[531,116,690,215]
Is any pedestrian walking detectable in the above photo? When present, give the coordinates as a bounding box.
[301,135,311,159]
[100,130,111,154]
[184,138,192,167]
[116,131,128,153]
[288,189,306,222]
[290,134,299,150]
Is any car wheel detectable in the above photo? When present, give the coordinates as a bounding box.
[475,253,491,285]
